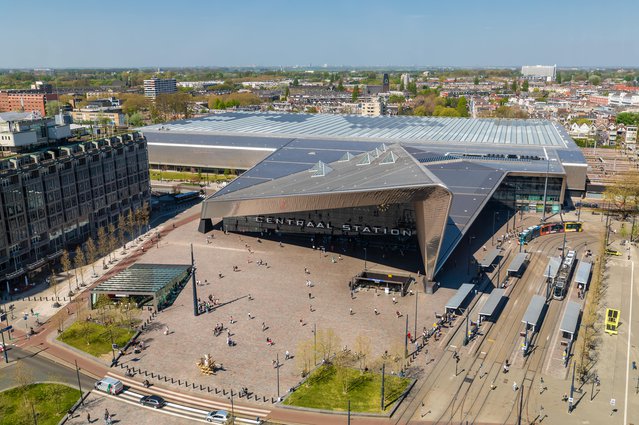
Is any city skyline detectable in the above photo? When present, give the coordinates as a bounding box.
[3,0,638,69]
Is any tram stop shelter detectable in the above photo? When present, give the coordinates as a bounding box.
[480,248,501,269]
[575,261,592,291]
[445,283,475,314]
[507,253,529,277]
[559,301,581,341]
[478,288,506,323]
[521,294,546,333]
[543,257,562,280]
[90,264,192,311]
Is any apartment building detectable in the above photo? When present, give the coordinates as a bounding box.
[144,77,177,99]
[0,91,58,116]
[521,65,557,82]
[0,132,150,293]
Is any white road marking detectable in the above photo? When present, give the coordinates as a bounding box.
[624,260,633,425]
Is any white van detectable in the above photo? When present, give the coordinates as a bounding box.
[94,377,124,395]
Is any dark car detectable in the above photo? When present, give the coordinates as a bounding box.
[139,395,166,409]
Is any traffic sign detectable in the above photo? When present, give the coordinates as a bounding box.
[0,325,13,333]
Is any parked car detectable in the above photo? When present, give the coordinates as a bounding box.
[205,410,229,423]
[605,248,623,256]
[139,395,166,409]
[94,377,124,395]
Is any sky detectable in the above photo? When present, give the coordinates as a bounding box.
[1,0,638,69]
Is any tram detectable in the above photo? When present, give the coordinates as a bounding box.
[519,221,583,245]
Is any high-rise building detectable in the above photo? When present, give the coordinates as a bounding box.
[361,99,386,116]
[382,73,390,92]
[144,77,177,98]
[401,74,411,88]
[521,65,557,82]
[0,132,150,293]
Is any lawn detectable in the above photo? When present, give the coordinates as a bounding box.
[58,321,135,357]
[149,169,233,183]
[0,383,80,425]
[283,364,411,413]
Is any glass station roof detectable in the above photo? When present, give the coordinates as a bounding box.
[140,112,573,147]
[92,264,191,295]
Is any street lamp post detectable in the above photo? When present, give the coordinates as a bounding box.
[467,235,476,275]
[492,212,500,245]
[380,363,385,411]
[313,323,317,366]
[541,159,554,223]
[75,360,84,406]
[414,289,418,341]
[276,353,280,400]
[229,393,235,424]
[363,247,367,271]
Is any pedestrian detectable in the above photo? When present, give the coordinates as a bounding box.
[285,350,290,360]
[87,412,91,423]
[229,316,235,324]
[248,312,252,319]
[374,308,378,315]
[392,297,397,304]
[309,304,313,312]
[349,308,353,315]
[262,322,266,331]
[513,382,518,391]
[308,292,312,299]
[104,409,109,420]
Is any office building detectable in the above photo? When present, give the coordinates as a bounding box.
[144,78,177,99]
[521,65,557,82]
[139,112,586,280]
[361,99,386,116]
[0,132,150,293]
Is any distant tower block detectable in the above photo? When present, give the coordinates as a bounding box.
[382,73,390,92]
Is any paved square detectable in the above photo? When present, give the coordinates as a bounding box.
[118,214,454,402]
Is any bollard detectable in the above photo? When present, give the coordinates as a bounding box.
[207,386,211,393]
[178,379,181,385]
[200,384,203,390]
[171,378,175,383]
[223,389,227,396]
[151,372,155,378]
[215,388,219,394]
[144,371,148,376]
[164,376,168,382]
[230,390,234,397]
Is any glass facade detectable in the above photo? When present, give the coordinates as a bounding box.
[491,175,563,212]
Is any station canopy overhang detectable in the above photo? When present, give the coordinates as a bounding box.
[90,263,192,310]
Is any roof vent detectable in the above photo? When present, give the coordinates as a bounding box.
[338,152,355,162]
[379,143,388,152]
[309,161,333,177]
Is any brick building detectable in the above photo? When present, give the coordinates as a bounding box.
[0,91,58,116]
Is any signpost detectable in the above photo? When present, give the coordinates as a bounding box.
[0,325,13,363]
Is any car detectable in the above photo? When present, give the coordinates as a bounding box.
[205,410,229,423]
[605,248,623,256]
[139,395,166,409]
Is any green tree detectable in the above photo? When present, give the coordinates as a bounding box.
[511,80,518,92]
[127,112,144,127]
[556,71,562,84]
[474,76,480,85]
[603,172,639,218]
[74,246,86,286]
[456,96,469,117]
[399,81,405,91]
[616,112,639,126]
[96,227,108,264]
[434,105,462,117]
[121,94,149,115]
[85,238,97,276]
[521,80,529,92]
[292,78,299,87]
[407,82,417,95]
[589,75,602,86]
[284,86,290,99]
[336,80,344,92]
[107,222,117,263]
[59,250,72,295]
[388,94,406,104]
[351,85,360,102]
[49,268,60,308]
[45,100,61,117]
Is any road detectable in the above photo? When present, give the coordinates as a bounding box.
[0,346,96,392]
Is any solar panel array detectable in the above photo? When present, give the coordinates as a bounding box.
[141,112,572,147]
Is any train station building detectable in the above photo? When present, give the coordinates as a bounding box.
[140,112,587,280]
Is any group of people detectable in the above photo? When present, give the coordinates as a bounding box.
[197,294,220,314]
[213,323,225,337]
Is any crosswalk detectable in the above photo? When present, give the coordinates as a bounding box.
[105,372,270,423]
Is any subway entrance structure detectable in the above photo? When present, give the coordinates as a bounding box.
[140,112,587,281]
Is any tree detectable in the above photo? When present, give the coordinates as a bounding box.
[96,227,108,265]
[117,213,127,249]
[434,105,461,117]
[473,76,480,85]
[121,93,149,115]
[603,172,639,218]
[284,86,290,99]
[556,71,562,84]
[511,80,518,92]
[588,75,602,86]
[292,78,300,87]
[616,112,639,126]
[388,94,406,104]
[333,351,356,394]
[49,268,60,308]
[336,80,344,92]
[296,338,314,376]
[126,209,135,240]
[74,246,86,286]
[59,250,72,295]
[85,238,97,276]
[354,334,371,370]
[407,82,417,95]
[456,96,469,117]
[352,85,360,102]
[399,81,405,91]
[107,223,117,263]
[521,80,529,92]
[45,100,61,117]
[316,328,341,362]
[127,112,144,127]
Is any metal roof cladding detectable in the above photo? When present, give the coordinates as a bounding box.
[140,111,574,147]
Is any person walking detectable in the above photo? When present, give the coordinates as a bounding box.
[262,322,266,331]
[87,412,91,423]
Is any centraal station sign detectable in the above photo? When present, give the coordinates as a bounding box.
[254,215,415,236]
